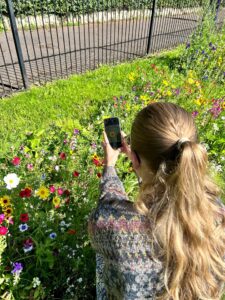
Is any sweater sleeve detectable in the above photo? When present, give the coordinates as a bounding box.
[99,166,129,202]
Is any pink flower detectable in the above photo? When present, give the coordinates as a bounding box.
[57,188,64,196]
[0,214,5,224]
[27,163,33,171]
[12,157,21,166]
[0,226,8,235]
[49,185,56,193]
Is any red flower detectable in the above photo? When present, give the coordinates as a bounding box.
[73,171,79,177]
[67,229,76,235]
[59,152,66,160]
[23,238,33,247]
[0,226,8,235]
[49,185,56,193]
[20,213,29,223]
[97,172,102,178]
[93,158,102,167]
[63,190,70,196]
[12,157,21,166]
[57,188,64,196]
[65,198,70,204]
[19,188,32,198]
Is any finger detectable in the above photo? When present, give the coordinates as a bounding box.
[121,131,127,138]
[103,130,110,144]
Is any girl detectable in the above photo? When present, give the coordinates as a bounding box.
[88,102,225,299]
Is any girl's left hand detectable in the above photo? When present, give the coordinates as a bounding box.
[102,131,121,167]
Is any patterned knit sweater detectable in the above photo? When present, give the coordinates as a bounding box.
[88,166,225,299]
[88,166,164,299]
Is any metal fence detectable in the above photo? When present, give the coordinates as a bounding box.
[0,0,224,98]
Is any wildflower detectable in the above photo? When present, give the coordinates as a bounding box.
[77,278,83,283]
[192,111,199,117]
[0,214,5,224]
[52,197,60,207]
[27,163,33,171]
[12,157,21,166]
[23,238,33,253]
[49,232,57,239]
[36,186,50,200]
[140,95,149,101]
[20,213,29,223]
[59,152,66,160]
[97,172,102,178]
[128,72,135,81]
[41,174,46,180]
[167,91,172,97]
[19,223,28,232]
[186,42,190,48]
[162,80,169,86]
[3,207,12,216]
[57,188,63,196]
[55,166,60,172]
[0,195,11,207]
[0,226,8,235]
[11,262,23,275]
[187,78,195,85]
[32,277,41,288]
[49,185,56,193]
[73,129,80,135]
[19,188,32,198]
[4,173,20,190]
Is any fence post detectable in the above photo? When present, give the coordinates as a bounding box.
[146,0,157,54]
[6,0,29,89]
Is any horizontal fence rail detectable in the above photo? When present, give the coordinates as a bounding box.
[0,0,224,98]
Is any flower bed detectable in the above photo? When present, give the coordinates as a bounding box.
[0,17,225,300]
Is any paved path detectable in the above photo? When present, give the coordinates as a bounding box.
[0,8,224,97]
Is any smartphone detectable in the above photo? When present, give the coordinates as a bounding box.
[104,117,122,149]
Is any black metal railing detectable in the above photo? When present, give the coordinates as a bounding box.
[0,0,224,98]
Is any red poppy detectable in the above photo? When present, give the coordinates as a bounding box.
[20,213,29,223]
[12,157,21,166]
[73,171,80,177]
[19,188,32,198]
[67,229,76,235]
[59,152,66,160]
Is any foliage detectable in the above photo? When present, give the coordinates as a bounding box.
[0,0,207,17]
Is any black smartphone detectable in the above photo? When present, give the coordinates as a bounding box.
[104,117,122,149]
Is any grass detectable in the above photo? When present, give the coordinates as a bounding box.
[0,51,179,155]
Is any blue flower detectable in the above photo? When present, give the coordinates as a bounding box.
[23,245,33,253]
[186,42,190,49]
[19,224,28,232]
[49,232,57,239]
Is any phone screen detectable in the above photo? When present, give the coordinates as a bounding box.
[104,117,122,149]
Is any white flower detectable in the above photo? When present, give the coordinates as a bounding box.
[77,277,83,283]
[4,173,20,190]
[55,165,60,172]
[60,220,66,226]
[32,277,41,288]
[213,123,219,132]
[215,165,222,172]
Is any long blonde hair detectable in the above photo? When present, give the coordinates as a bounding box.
[131,102,225,300]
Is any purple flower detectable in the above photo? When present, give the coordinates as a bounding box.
[192,111,199,117]
[91,142,97,149]
[209,42,213,47]
[11,262,23,275]
[186,42,190,49]
[175,88,181,96]
[201,50,205,54]
[73,129,80,135]
[212,46,217,51]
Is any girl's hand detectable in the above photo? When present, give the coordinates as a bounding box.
[102,131,121,167]
[120,131,132,161]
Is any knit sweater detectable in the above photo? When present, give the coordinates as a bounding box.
[88,166,225,299]
[88,166,164,299]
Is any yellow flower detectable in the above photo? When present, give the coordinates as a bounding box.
[0,195,11,207]
[36,186,50,200]
[195,81,201,87]
[128,72,136,82]
[52,197,60,207]
[187,78,195,85]
[140,95,149,101]
[195,97,206,106]
[3,206,13,216]
[92,153,100,160]
[167,91,172,97]
[218,56,222,66]
[171,85,176,89]
[188,70,194,78]
[222,102,225,109]
[162,80,169,86]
